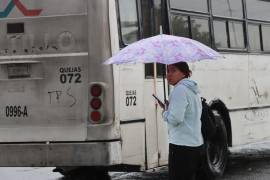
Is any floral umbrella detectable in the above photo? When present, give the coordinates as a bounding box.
[104,34,223,103]
[104,34,223,65]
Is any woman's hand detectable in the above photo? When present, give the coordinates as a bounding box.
[162,100,169,115]
[165,100,169,110]
[158,101,165,109]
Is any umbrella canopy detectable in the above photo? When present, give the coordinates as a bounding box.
[104,34,223,65]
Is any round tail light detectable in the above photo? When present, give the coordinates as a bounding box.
[91,111,101,122]
[90,98,102,109]
[91,84,102,97]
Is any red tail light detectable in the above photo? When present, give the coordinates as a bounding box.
[91,111,101,122]
[89,83,104,123]
[91,84,102,97]
[90,98,102,109]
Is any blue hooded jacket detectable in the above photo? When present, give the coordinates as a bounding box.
[163,78,204,147]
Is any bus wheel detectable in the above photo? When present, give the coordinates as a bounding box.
[199,113,228,180]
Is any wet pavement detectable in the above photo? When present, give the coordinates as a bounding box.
[111,141,270,180]
[1,158,270,180]
[111,157,270,180]
[2,141,270,179]
[110,167,168,180]
[0,167,62,180]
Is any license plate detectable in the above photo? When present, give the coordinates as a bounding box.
[7,64,30,78]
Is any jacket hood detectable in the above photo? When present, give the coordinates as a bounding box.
[179,79,200,94]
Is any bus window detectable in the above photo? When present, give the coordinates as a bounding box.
[141,0,153,38]
[152,0,162,35]
[262,25,270,51]
[190,17,211,47]
[141,0,162,37]
[213,20,245,49]
[213,20,228,48]
[171,14,189,37]
[141,0,165,79]
[248,24,261,52]
[171,14,211,47]
[145,63,165,79]
[118,0,140,45]
[170,0,208,13]
[246,0,270,21]
[212,0,243,18]
[229,21,245,49]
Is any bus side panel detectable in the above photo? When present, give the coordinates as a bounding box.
[193,54,249,146]
[226,55,270,145]
[245,55,270,143]
[248,55,270,106]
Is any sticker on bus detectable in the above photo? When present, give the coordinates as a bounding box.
[5,105,28,118]
[59,66,82,84]
[125,90,137,106]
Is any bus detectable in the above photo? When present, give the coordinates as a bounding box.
[0,0,270,179]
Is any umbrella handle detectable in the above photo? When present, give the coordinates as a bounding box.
[162,64,167,102]
[153,63,157,97]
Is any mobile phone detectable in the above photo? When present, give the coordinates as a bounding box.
[152,94,164,108]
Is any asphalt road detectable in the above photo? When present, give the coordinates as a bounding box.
[112,141,270,180]
[220,156,270,180]
[0,157,270,180]
[111,157,270,180]
[1,141,270,180]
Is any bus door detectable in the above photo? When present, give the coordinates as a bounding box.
[0,0,88,142]
[156,85,169,166]
[144,75,169,168]
[118,64,146,168]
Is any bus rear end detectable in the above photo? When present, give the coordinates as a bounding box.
[0,0,120,167]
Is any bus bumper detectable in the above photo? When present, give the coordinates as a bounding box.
[0,141,121,166]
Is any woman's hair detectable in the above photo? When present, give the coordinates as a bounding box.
[172,61,192,78]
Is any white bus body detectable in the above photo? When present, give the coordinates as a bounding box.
[0,0,270,178]
[0,0,121,167]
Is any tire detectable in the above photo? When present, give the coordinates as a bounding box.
[198,112,228,180]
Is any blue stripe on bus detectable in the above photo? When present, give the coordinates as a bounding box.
[0,1,15,18]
